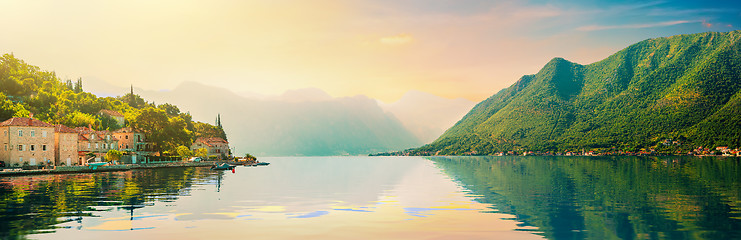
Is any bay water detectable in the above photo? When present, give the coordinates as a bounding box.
[0,156,738,239]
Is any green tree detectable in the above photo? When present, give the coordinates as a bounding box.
[63,111,100,128]
[74,78,83,93]
[130,107,192,155]
[158,103,180,117]
[99,114,121,130]
[195,148,208,159]
[0,93,30,121]
[105,150,123,163]
[176,146,193,160]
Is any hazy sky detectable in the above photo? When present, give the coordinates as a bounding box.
[1,0,739,102]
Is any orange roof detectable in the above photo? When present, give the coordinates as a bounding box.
[54,124,77,133]
[99,109,124,117]
[0,118,54,127]
[74,127,100,140]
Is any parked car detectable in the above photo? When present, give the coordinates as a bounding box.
[188,157,202,162]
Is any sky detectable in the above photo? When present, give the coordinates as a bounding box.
[0,0,739,102]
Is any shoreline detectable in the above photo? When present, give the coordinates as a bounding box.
[0,161,218,177]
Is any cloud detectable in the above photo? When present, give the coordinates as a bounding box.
[647,8,735,17]
[575,20,695,31]
[379,34,414,45]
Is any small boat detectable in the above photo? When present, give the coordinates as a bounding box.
[88,162,108,170]
[252,162,270,166]
[211,163,236,170]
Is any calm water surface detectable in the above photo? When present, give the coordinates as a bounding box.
[0,156,739,239]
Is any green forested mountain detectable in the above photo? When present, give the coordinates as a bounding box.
[0,53,226,155]
[417,31,741,155]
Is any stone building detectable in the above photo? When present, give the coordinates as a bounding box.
[0,118,55,166]
[75,127,119,163]
[54,124,79,166]
[191,137,230,159]
[113,127,150,153]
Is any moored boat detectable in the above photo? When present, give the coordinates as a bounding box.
[211,163,236,170]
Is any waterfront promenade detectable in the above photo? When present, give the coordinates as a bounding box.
[0,161,216,177]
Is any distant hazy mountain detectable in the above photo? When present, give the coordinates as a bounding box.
[417,31,741,155]
[379,90,475,144]
[140,82,421,156]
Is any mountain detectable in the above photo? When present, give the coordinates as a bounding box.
[140,82,421,156]
[417,31,741,155]
[379,90,475,144]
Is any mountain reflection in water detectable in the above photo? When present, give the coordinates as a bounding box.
[428,156,741,240]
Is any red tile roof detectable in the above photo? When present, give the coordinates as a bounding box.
[99,109,124,117]
[0,118,54,127]
[75,127,100,141]
[54,124,77,133]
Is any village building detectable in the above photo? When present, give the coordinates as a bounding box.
[112,127,150,153]
[54,124,79,166]
[98,109,125,128]
[0,118,56,167]
[190,137,230,159]
[75,127,119,163]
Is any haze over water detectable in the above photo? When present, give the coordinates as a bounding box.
[1,156,739,239]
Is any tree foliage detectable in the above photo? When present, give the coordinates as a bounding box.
[418,31,741,155]
[194,148,208,159]
[0,53,228,156]
[129,107,192,155]
[105,149,123,163]
[176,145,193,159]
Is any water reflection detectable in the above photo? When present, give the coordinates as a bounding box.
[0,167,216,238]
[429,156,741,240]
[0,157,543,240]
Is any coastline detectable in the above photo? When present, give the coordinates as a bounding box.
[0,161,218,177]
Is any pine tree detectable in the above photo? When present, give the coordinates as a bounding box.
[73,78,83,93]
[65,79,73,90]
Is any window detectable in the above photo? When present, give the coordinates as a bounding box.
[30,145,35,151]
[91,135,95,140]
[87,143,91,149]
[107,135,110,141]
[19,157,22,163]
[4,144,6,151]
[18,145,23,151]
[3,130,6,136]
[125,135,129,139]
[18,130,22,137]
[111,143,115,149]
[42,131,47,137]
[30,130,35,137]
[95,143,99,149]
[42,145,47,151]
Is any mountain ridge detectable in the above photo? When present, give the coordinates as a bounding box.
[139,82,423,156]
[415,31,741,155]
